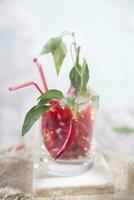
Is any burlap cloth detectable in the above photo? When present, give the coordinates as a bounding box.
[0,153,134,200]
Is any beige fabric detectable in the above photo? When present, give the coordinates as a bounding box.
[0,157,33,193]
[0,153,134,200]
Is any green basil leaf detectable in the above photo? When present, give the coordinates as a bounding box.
[69,64,82,91]
[69,59,89,92]
[22,105,50,136]
[37,98,50,106]
[38,89,64,100]
[41,36,67,75]
[41,37,61,54]
[81,60,89,91]
[52,41,67,74]
[70,46,82,90]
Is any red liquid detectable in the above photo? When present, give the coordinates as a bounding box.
[41,103,93,160]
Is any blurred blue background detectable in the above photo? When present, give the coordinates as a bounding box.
[0,0,134,155]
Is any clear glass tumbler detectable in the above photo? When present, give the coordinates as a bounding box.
[39,88,99,176]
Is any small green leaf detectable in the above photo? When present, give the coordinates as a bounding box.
[69,65,82,91]
[41,37,61,54]
[52,41,67,74]
[81,60,89,91]
[113,127,134,134]
[38,89,64,100]
[70,46,82,90]
[41,36,67,75]
[69,60,89,92]
[69,46,89,92]
[22,105,50,136]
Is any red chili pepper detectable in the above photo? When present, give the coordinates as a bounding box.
[49,99,59,105]
[55,119,77,159]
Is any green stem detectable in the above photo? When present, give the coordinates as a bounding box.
[61,31,83,95]
[61,31,77,67]
[70,43,75,65]
[76,46,80,65]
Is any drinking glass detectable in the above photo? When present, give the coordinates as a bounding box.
[39,88,99,176]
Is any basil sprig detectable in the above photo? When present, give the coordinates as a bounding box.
[22,89,64,136]
[41,37,67,75]
[22,33,90,136]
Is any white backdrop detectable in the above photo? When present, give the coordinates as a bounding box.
[0,0,134,150]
